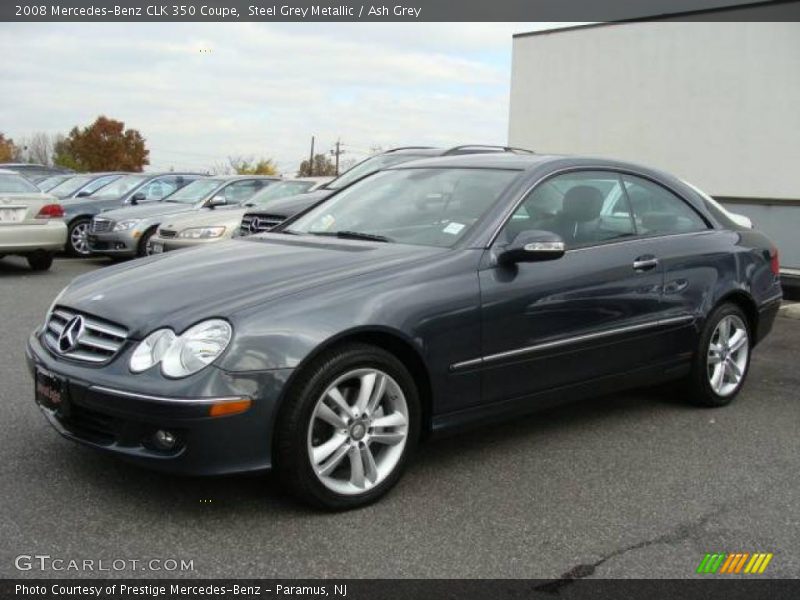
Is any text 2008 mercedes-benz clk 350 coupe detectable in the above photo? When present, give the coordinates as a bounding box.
[27,154,782,509]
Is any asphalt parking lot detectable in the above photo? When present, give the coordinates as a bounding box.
[1,256,798,580]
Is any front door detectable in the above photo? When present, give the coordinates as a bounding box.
[477,170,669,406]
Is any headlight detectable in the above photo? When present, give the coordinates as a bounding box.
[177,226,226,239]
[113,219,141,231]
[130,329,176,373]
[129,319,232,378]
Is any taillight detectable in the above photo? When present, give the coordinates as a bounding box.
[35,204,64,219]
[770,246,780,276]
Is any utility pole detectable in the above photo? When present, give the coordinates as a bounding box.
[330,139,344,176]
[308,136,315,176]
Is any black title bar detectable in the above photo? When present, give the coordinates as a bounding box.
[3,0,800,22]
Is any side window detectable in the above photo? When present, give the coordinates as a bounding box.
[623,175,708,235]
[498,171,636,248]
[223,180,262,204]
[140,177,179,201]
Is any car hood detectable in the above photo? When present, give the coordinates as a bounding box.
[245,189,333,218]
[159,206,247,231]
[97,202,196,221]
[60,234,443,337]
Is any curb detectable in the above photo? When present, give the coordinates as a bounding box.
[778,302,800,320]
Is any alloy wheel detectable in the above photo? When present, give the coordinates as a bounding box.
[707,314,749,397]
[70,222,91,255]
[307,368,409,496]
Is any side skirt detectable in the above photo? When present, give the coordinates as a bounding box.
[430,356,691,436]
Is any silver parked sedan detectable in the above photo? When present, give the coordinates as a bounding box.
[149,178,325,253]
[87,175,279,259]
[0,169,67,271]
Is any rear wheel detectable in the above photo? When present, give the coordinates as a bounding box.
[275,343,420,510]
[66,218,92,257]
[27,252,53,271]
[687,303,751,407]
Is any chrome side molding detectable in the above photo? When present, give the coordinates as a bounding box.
[450,315,695,372]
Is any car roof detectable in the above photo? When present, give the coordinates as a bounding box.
[206,175,281,182]
[0,168,22,175]
[386,152,671,175]
[387,152,556,170]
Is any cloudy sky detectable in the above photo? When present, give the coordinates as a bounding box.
[0,22,570,174]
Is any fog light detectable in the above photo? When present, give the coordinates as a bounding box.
[153,429,177,450]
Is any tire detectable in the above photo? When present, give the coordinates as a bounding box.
[137,227,157,257]
[66,218,92,257]
[274,343,420,510]
[27,252,53,271]
[686,303,752,407]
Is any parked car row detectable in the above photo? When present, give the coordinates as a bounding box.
[24,148,782,510]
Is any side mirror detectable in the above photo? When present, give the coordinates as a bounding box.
[208,195,226,208]
[130,191,146,204]
[498,230,566,265]
[76,190,91,198]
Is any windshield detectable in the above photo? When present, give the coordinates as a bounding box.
[37,175,70,191]
[91,174,148,200]
[248,180,316,206]
[48,174,94,197]
[0,173,40,193]
[325,153,428,191]
[288,168,519,248]
[82,174,122,195]
[164,179,223,203]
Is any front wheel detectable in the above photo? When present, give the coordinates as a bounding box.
[66,218,92,257]
[138,228,157,257]
[687,303,751,407]
[274,343,420,510]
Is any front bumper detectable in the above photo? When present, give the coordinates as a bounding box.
[0,221,67,254]
[150,234,230,252]
[87,229,142,257]
[26,331,293,475]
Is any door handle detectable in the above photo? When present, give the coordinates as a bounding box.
[633,256,659,271]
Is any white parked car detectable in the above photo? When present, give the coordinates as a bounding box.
[0,169,67,271]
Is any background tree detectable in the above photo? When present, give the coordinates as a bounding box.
[228,156,278,176]
[58,116,149,172]
[15,132,57,165]
[0,133,18,162]
[297,153,337,177]
[52,134,83,171]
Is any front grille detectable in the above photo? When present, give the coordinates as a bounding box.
[43,308,128,364]
[91,217,114,233]
[240,213,285,236]
[159,229,177,238]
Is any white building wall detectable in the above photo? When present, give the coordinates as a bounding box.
[508,22,800,200]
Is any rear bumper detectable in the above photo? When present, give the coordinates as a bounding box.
[756,293,782,344]
[0,221,67,253]
[26,331,293,475]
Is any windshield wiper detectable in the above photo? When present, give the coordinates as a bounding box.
[309,230,392,243]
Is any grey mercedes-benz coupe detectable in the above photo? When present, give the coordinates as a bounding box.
[27,153,781,509]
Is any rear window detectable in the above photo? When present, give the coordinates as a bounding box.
[0,173,40,193]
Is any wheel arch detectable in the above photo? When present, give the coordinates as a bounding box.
[67,213,93,227]
[714,289,759,345]
[279,326,435,436]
